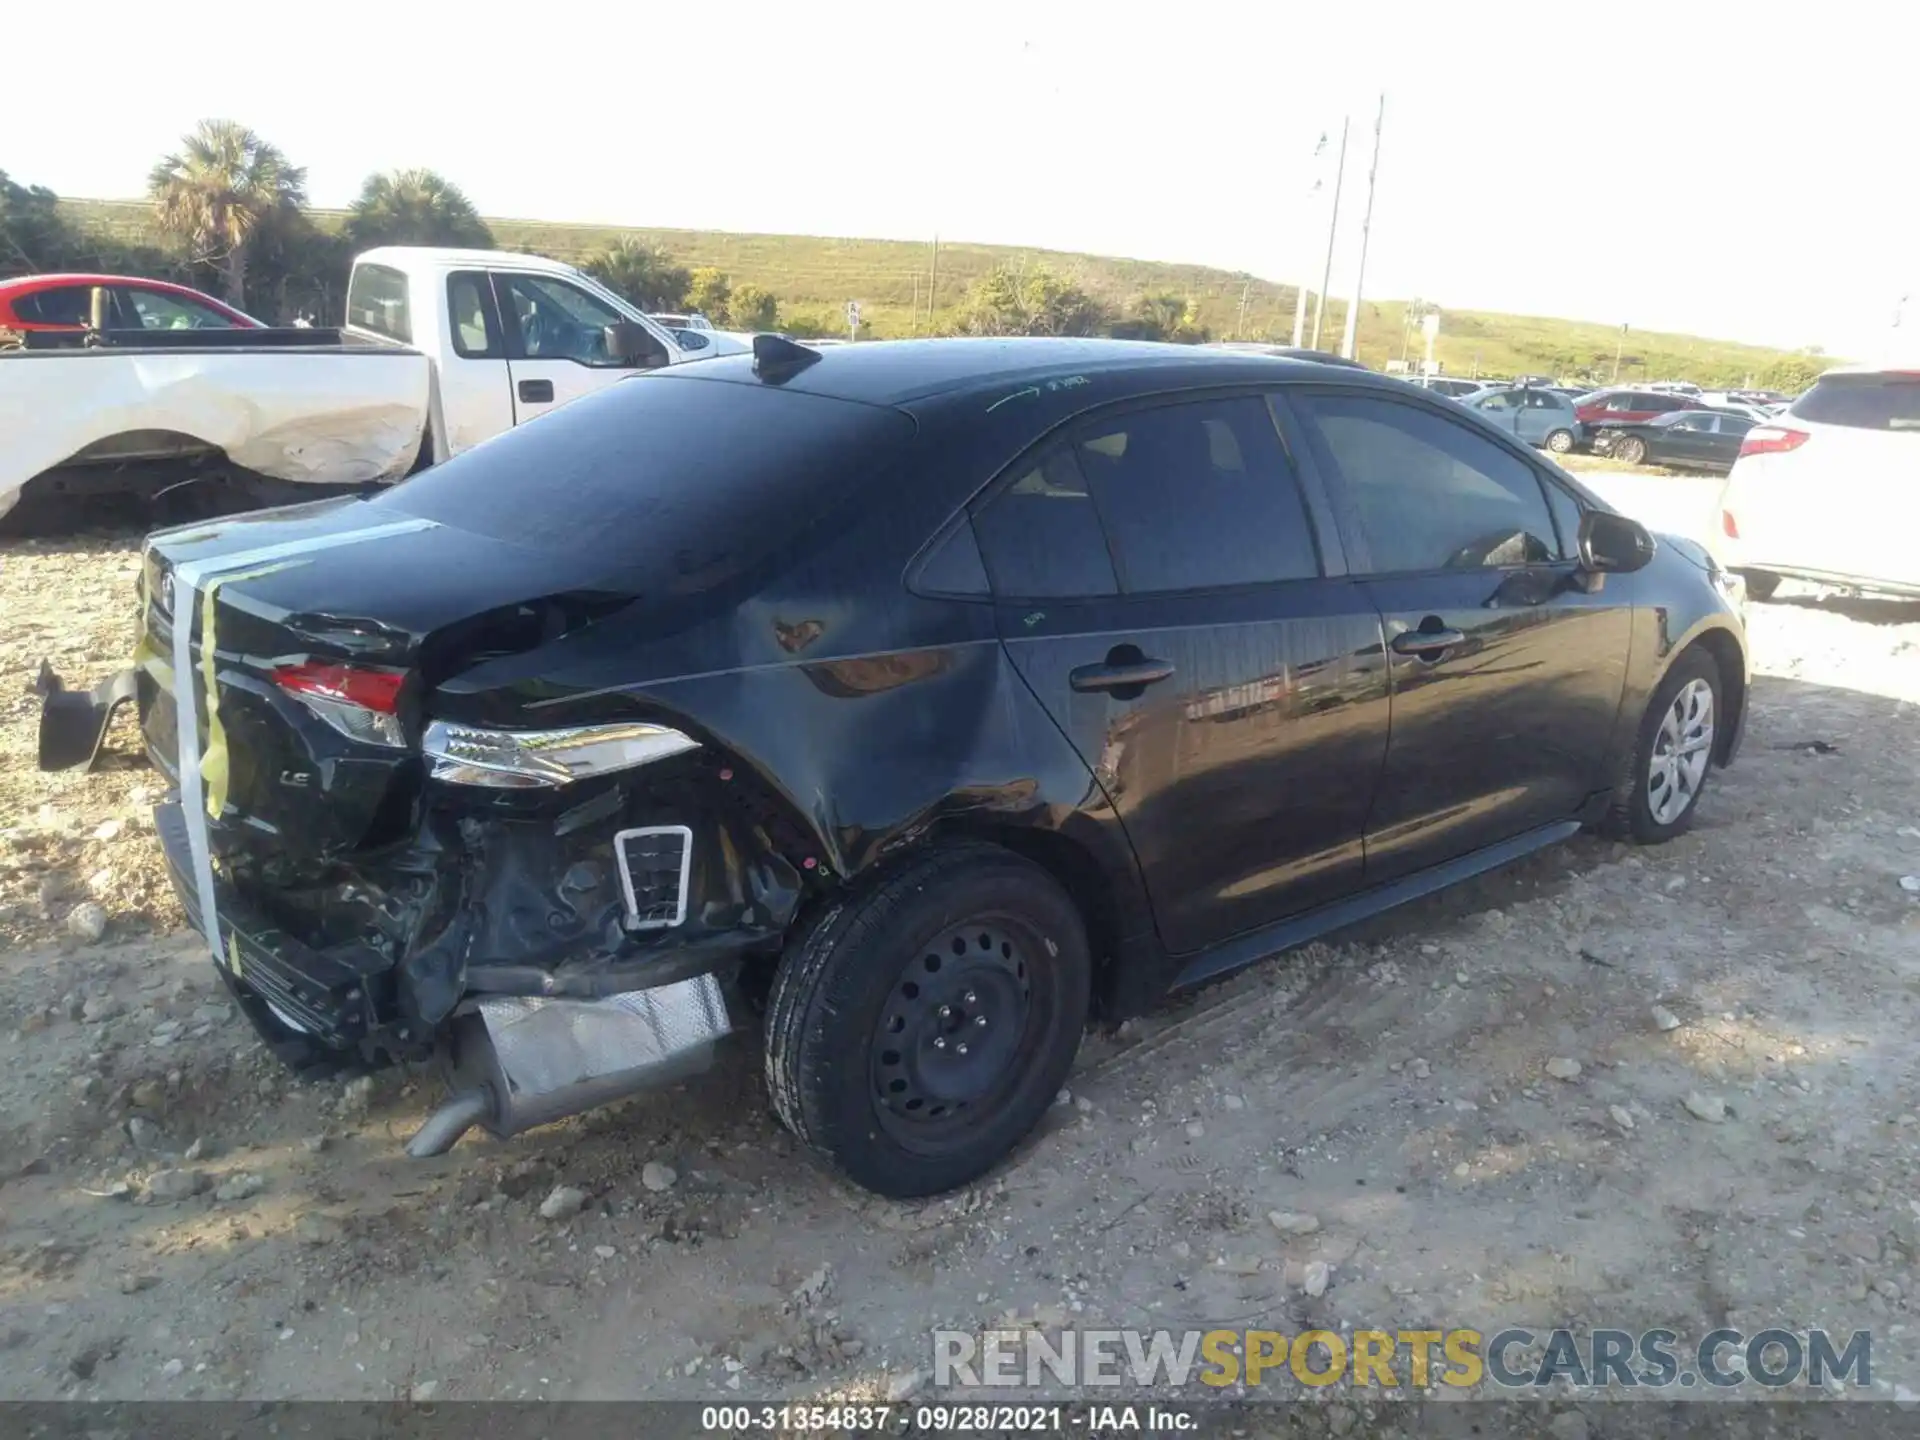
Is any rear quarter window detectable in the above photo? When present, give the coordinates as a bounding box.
[346,264,413,344]
[1790,373,1920,431]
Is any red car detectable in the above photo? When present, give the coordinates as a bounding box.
[1574,387,1705,428]
[0,273,261,334]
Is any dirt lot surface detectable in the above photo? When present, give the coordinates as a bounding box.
[5,487,1920,1423]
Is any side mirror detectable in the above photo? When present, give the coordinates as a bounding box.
[604,321,670,369]
[1578,511,1656,573]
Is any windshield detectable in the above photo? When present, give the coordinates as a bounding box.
[369,374,915,594]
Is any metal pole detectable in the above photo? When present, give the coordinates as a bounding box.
[1310,117,1349,352]
[1236,278,1251,339]
[1613,323,1627,381]
[1291,284,1309,348]
[926,235,941,333]
[1340,95,1384,362]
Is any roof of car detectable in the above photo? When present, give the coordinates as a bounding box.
[353,246,583,276]
[651,336,1380,407]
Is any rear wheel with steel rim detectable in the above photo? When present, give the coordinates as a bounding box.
[765,843,1090,1197]
[1601,647,1724,843]
[1546,428,1576,454]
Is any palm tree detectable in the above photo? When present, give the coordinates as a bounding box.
[583,238,690,313]
[148,120,306,308]
[344,169,493,252]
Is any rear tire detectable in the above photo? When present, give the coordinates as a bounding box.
[1600,647,1723,845]
[1545,428,1575,454]
[1738,569,1781,601]
[765,843,1091,1198]
[1615,435,1649,465]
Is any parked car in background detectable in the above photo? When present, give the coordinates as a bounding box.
[1462,384,1583,453]
[36,337,1748,1196]
[1576,388,1704,447]
[1715,366,1920,598]
[1595,409,1756,471]
[0,274,261,334]
[1409,375,1484,399]
[1,247,713,524]
[646,312,714,333]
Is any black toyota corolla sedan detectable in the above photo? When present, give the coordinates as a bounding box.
[38,336,1749,1197]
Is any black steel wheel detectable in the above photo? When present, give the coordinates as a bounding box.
[765,843,1091,1197]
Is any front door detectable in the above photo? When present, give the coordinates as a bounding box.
[1468,388,1523,437]
[495,271,661,426]
[1287,388,1635,884]
[970,393,1392,957]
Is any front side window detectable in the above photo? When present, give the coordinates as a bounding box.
[501,274,625,366]
[1297,393,1561,573]
[124,287,236,330]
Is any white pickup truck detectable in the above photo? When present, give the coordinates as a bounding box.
[0,247,743,521]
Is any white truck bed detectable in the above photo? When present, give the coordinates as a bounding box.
[0,343,431,518]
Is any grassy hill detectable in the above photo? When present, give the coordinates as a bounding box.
[60,196,1819,385]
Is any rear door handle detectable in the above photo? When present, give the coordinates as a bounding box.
[518,378,555,403]
[1070,659,1175,693]
[1391,627,1466,657]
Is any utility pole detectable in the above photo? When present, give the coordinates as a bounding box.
[1340,94,1385,363]
[1613,322,1628,381]
[1310,117,1349,352]
[926,235,941,333]
[1291,130,1329,347]
[1235,278,1251,339]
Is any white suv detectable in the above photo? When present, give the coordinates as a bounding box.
[1714,367,1920,599]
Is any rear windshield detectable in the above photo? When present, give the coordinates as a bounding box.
[346,264,413,344]
[370,374,914,590]
[1789,373,1920,431]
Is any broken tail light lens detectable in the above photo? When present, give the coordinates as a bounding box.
[272,661,408,749]
[422,720,699,788]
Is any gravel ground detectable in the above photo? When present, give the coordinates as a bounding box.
[4,489,1919,1424]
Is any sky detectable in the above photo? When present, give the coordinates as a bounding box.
[9,1,1912,357]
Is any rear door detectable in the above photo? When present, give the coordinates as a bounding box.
[1287,387,1634,883]
[494,271,667,424]
[1518,388,1572,445]
[972,392,1392,957]
[439,271,516,454]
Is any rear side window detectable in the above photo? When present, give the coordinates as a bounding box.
[372,376,915,589]
[347,263,413,344]
[12,286,90,326]
[1296,392,1561,572]
[972,449,1118,599]
[1790,373,1920,431]
[1069,396,1320,592]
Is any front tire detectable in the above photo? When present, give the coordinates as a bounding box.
[1546,428,1575,454]
[1601,648,1723,844]
[765,843,1091,1198]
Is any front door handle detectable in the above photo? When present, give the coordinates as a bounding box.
[1391,627,1466,658]
[1070,659,1175,693]
[518,378,555,403]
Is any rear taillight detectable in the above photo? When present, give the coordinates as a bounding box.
[1722,510,1739,539]
[272,661,407,748]
[1738,425,1810,459]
